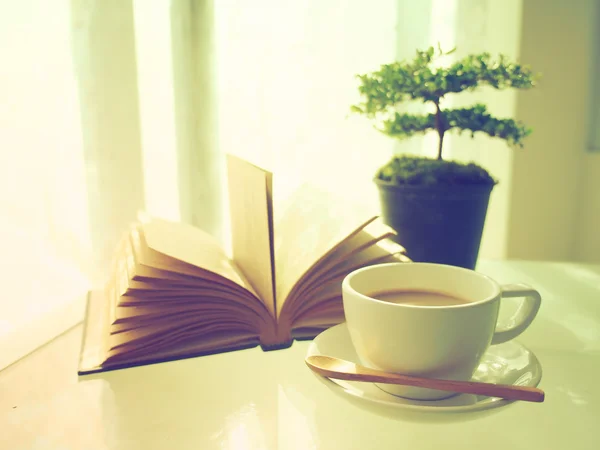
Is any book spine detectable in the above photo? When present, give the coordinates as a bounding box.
[260,340,294,352]
[258,314,292,349]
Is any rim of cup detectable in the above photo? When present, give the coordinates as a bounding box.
[342,262,502,309]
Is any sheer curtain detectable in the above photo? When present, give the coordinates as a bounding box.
[1,0,524,368]
[0,0,91,368]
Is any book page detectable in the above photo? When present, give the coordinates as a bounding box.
[274,183,377,317]
[289,245,408,336]
[138,218,252,292]
[281,219,398,309]
[288,238,408,323]
[226,155,276,317]
[300,218,399,282]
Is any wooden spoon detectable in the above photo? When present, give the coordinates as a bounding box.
[306,355,545,403]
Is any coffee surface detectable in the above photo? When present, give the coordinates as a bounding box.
[370,289,470,306]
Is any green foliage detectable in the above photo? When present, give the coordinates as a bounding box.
[352,46,540,158]
[352,46,538,115]
[382,104,532,146]
[376,156,497,186]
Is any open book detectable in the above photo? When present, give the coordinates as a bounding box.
[78,155,409,374]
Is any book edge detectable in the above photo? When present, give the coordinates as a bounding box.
[77,290,106,374]
[77,291,272,375]
[78,339,264,376]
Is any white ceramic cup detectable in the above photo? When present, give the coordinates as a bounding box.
[342,262,542,400]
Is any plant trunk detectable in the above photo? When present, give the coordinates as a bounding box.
[435,101,444,160]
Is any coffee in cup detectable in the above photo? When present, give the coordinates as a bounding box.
[369,289,471,307]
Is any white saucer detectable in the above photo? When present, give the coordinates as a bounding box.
[306,323,543,413]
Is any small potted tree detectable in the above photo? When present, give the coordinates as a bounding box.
[352,46,539,269]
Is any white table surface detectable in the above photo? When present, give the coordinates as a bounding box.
[2,260,599,450]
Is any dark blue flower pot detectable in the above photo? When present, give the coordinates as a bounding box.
[375,180,494,270]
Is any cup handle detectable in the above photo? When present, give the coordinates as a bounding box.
[491,284,542,345]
